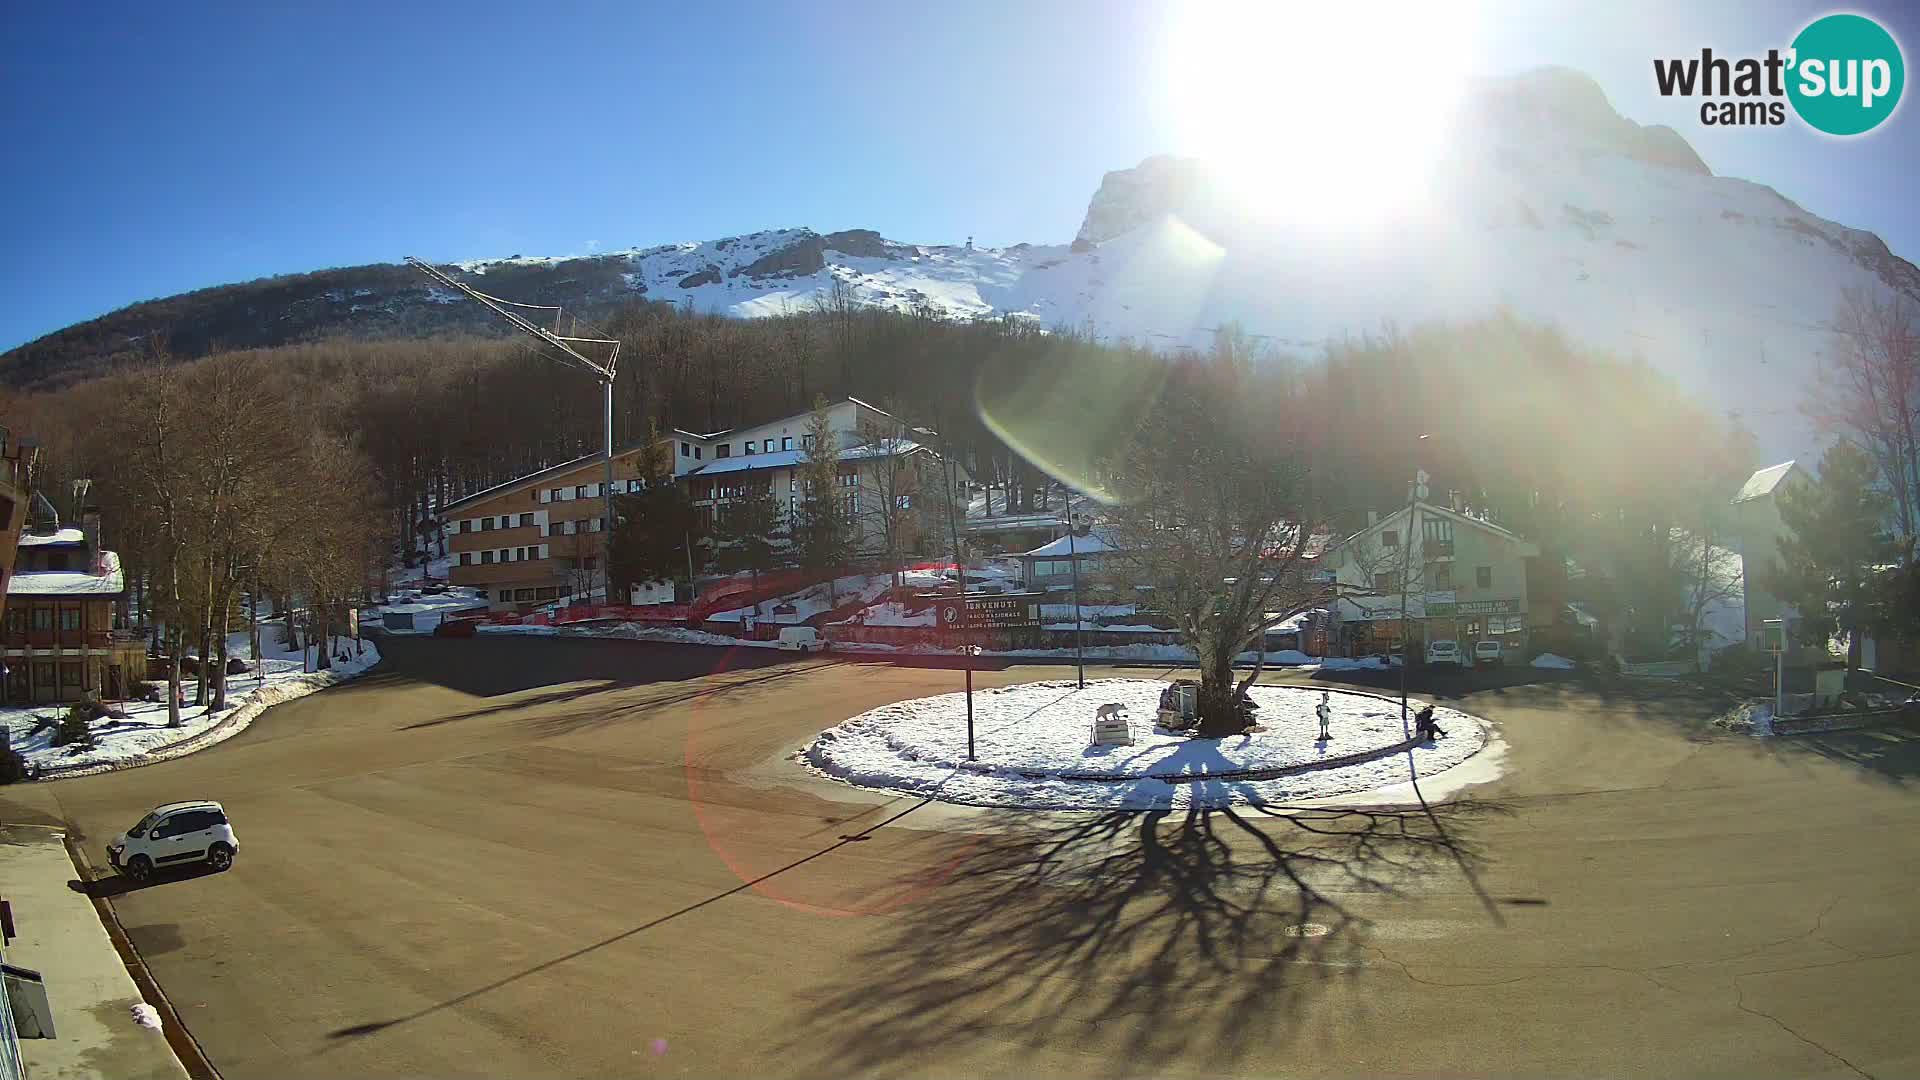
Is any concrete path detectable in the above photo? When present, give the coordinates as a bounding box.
[0,824,188,1080]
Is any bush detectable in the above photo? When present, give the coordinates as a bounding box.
[50,709,95,749]
[0,748,28,784]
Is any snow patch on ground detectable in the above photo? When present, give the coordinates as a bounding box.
[803,679,1488,809]
[1531,653,1578,670]
[129,1003,162,1029]
[3,632,381,778]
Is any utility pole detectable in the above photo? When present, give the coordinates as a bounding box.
[405,257,622,608]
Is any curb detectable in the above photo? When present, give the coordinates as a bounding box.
[31,651,383,781]
[813,683,1482,788]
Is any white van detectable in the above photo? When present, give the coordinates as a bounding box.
[778,626,821,652]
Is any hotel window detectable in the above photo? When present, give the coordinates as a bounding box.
[575,485,588,498]
[459,552,472,566]
[481,518,495,532]
[32,608,52,631]
[681,442,690,457]
[515,588,535,601]
[1373,571,1399,593]
[62,662,81,686]
[498,516,511,529]
[1476,565,1493,589]
[1381,530,1398,549]
[744,440,756,454]
[782,436,793,450]
[716,444,731,458]
[481,551,494,564]
[694,446,701,459]
[59,608,81,631]
[519,513,535,527]
[1433,565,1452,590]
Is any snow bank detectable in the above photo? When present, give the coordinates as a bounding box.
[802,679,1489,809]
[1530,653,1577,670]
[8,637,382,779]
[478,621,785,649]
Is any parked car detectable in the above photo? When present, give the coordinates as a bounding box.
[1474,640,1504,668]
[433,617,478,638]
[108,800,237,881]
[1424,639,1465,668]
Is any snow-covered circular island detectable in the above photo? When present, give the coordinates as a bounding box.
[801,679,1490,809]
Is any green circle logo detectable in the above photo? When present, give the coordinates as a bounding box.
[1787,13,1905,135]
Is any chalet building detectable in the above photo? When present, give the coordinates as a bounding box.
[3,498,145,703]
[1322,501,1541,659]
[444,398,966,611]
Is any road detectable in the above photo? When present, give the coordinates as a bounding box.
[3,635,1917,1078]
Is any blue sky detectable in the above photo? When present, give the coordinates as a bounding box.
[3,0,1916,353]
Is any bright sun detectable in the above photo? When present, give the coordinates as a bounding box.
[1163,0,1484,224]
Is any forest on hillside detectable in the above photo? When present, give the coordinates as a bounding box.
[2,297,1788,655]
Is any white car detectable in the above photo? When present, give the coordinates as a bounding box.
[107,800,238,881]
[1424,639,1465,668]
[1474,640,1504,667]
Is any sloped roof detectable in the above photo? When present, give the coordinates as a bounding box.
[1734,461,1798,503]
[18,527,85,547]
[443,444,652,514]
[8,549,125,596]
[685,440,922,477]
[1022,530,1117,558]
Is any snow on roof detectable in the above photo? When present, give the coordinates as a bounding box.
[1022,530,1117,558]
[1735,461,1797,503]
[442,443,653,513]
[17,527,85,547]
[8,549,125,596]
[686,441,921,477]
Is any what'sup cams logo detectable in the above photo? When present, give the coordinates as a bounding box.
[1654,12,1905,135]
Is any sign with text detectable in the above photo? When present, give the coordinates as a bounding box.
[1426,598,1521,617]
[937,593,1042,629]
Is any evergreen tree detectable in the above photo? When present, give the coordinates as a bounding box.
[712,475,785,613]
[1766,442,1893,667]
[608,484,705,592]
[793,397,853,597]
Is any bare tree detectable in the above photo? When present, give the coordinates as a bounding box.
[1806,288,1920,547]
[1101,342,1332,737]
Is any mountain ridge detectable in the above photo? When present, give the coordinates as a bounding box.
[6,67,1914,467]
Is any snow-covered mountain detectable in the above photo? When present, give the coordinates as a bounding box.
[8,67,1912,463]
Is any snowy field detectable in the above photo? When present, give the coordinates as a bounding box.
[804,679,1488,810]
[3,631,380,778]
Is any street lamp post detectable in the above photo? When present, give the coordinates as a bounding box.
[405,257,622,609]
[1064,502,1086,690]
[1399,435,1430,729]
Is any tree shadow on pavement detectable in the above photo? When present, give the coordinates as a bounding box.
[784,799,1508,1075]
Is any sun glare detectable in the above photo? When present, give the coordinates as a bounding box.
[1164,0,1483,225]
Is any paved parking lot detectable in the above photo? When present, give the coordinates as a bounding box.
[5,635,1918,1078]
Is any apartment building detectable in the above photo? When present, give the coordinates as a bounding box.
[671,398,957,555]
[445,398,964,610]
[443,445,666,609]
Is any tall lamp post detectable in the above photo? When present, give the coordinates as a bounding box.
[1063,501,1087,690]
[406,257,621,607]
[1398,436,1430,728]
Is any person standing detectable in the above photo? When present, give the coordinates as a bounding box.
[1316,690,1332,741]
